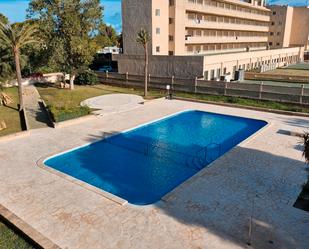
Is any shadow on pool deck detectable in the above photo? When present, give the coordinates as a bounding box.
[78,131,309,249]
[278,116,309,129]
[154,147,308,249]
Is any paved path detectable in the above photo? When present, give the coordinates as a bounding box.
[81,94,144,115]
[23,85,51,129]
[0,99,308,249]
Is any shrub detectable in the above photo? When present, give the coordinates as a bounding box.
[75,70,98,85]
[48,105,90,123]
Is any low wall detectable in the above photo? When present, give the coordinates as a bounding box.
[113,54,204,79]
[1,73,64,87]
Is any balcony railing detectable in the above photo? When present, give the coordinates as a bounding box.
[185,35,268,44]
[186,0,270,22]
[185,19,269,32]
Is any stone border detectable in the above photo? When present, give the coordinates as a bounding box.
[23,107,30,131]
[52,114,97,128]
[174,96,309,118]
[36,155,128,206]
[39,99,54,127]
[0,204,61,249]
[0,130,30,143]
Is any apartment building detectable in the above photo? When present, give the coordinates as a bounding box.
[268,5,309,51]
[115,0,304,79]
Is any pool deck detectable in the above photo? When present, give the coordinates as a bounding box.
[0,98,308,249]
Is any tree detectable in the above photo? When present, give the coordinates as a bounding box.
[0,13,12,83]
[0,20,40,111]
[136,28,150,97]
[94,24,118,48]
[28,0,104,90]
[0,13,8,24]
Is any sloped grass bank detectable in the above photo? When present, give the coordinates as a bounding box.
[0,87,22,137]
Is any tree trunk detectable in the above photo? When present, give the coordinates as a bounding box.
[13,48,24,111]
[69,74,75,90]
[144,44,148,97]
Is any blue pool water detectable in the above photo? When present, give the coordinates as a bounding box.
[45,110,267,205]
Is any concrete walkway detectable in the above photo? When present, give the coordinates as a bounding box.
[0,99,308,249]
[23,85,51,129]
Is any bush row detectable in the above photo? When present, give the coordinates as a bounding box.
[48,105,91,123]
[75,70,98,85]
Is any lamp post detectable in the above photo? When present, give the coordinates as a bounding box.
[166,85,172,100]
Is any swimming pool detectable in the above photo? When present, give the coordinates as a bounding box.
[44,110,267,205]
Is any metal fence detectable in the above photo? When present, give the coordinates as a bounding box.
[97,72,309,105]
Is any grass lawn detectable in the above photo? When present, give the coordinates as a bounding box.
[0,221,36,249]
[0,87,22,137]
[36,84,165,122]
[37,83,309,118]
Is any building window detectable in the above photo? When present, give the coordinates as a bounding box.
[156,28,160,34]
[156,46,160,53]
[277,32,280,35]
[271,22,275,25]
[169,35,174,41]
[155,9,160,16]
[169,0,174,6]
[168,51,174,55]
[276,43,280,46]
[270,32,274,36]
[272,11,276,15]
[169,18,173,24]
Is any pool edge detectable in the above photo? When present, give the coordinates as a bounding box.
[36,156,128,206]
[37,109,271,207]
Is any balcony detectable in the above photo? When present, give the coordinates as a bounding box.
[185,46,267,56]
[185,19,269,32]
[185,2,270,23]
[185,35,268,44]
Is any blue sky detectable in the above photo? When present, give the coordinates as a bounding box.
[0,0,307,32]
[0,0,122,31]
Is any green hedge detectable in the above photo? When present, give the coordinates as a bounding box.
[75,70,98,85]
[48,105,91,123]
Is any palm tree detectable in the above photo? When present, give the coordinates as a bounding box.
[136,28,150,97]
[0,21,40,111]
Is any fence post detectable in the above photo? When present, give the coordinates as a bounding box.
[171,76,174,90]
[300,84,304,104]
[106,71,109,79]
[259,82,263,99]
[126,72,128,82]
[148,74,151,86]
[224,81,228,96]
[194,77,198,93]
